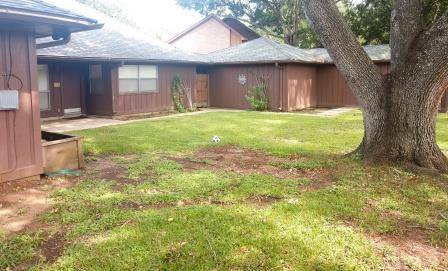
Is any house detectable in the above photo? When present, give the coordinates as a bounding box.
[0,0,99,183]
[36,4,447,119]
[205,38,447,112]
[168,15,260,54]
[206,37,391,111]
[37,3,206,119]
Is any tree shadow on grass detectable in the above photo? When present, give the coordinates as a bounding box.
[48,205,381,271]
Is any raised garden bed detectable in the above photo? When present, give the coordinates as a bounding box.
[41,131,84,174]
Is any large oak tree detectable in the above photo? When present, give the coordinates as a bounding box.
[303,0,448,173]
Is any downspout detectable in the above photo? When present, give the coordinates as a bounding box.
[276,62,284,112]
[36,34,71,49]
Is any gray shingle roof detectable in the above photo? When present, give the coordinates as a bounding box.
[206,37,320,64]
[37,26,207,63]
[207,37,391,64]
[37,24,207,63]
[37,1,207,63]
[36,2,389,65]
[308,44,391,63]
[0,0,97,23]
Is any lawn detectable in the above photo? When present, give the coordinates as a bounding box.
[1,111,448,270]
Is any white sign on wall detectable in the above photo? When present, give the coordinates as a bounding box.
[238,74,247,85]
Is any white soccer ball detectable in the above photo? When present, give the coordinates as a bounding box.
[212,136,221,143]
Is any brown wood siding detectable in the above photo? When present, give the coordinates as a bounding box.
[316,63,390,107]
[0,30,43,182]
[285,64,318,111]
[209,64,283,110]
[112,64,196,115]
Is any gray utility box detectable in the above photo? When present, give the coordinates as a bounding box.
[0,90,19,110]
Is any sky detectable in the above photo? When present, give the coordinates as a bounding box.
[45,0,365,42]
[110,0,203,40]
[45,0,203,41]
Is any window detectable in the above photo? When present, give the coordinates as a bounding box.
[119,65,158,94]
[89,64,103,95]
[38,65,50,111]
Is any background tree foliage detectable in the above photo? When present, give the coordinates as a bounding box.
[76,0,448,48]
[177,0,448,47]
[345,0,448,45]
[177,0,321,48]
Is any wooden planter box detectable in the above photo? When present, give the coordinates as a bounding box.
[41,131,84,174]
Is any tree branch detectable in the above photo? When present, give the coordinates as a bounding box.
[393,11,448,107]
[302,0,384,112]
[390,0,424,71]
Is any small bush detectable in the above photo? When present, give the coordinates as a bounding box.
[171,75,186,113]
[171,75,196,113]
[246,76,269,111]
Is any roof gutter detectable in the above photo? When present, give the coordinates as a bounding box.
[0,7,97,25]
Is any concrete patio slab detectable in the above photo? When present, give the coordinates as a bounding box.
[41,117,125,133]
[41,110,210,133]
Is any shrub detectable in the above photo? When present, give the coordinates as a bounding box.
[246,76,269,111]
[171,75,196,112]
[171,75,186,113]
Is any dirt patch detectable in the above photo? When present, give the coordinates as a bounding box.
[12,231,69,271]
[84,156,133,181]
[38,232,67,264]
[356,199,448,269]
[245,195,282,206]
[167,145,334,190]
[371,231,448,270]
[115,201,171,210]
[0,177,76,234]
[82,155,146,191]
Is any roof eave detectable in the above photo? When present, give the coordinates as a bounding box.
[37,55,209,64]
[0,7,100,38]
[0,7,97,24]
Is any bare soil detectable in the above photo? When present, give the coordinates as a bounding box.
[167,145,335,191]
[371,231,448,270]
[0,177,76,233]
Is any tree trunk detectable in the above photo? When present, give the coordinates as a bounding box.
[302,0,448,173]
[358,85,448,173]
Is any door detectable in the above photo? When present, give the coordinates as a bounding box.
[61,65,84,117]
[39,64,63,119]
[195,74,209,107]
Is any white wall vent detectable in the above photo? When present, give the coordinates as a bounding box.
[0,90,19,110]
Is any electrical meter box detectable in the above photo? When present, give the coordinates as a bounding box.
[0,90,19,110]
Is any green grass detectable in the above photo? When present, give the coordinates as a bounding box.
[0,232,43,269]
[75,111,369,156]
[3,111,448,270]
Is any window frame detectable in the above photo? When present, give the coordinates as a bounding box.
[89,64,104,95]
[37,64,51,111]
[118,65,159,94]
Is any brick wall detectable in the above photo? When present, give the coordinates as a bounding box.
[171,18,235,54]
